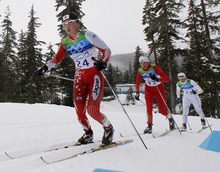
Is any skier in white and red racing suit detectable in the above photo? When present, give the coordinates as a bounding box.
[35,12,114,145]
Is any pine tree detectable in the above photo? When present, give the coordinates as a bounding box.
[20,5,46,103]
[123,70,131,84]
[142,0,158,64]
[113,66,124,84]
[104,63,115,88]
[133,46,143,83]
[16,30,27,102]
[200,0,219,61]
[0,6,18,102]
[43,43,62,105]
[200,0,220,117]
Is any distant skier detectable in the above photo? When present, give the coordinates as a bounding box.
[135,56,175,134]
[35,12,114,145]
[176,72,206,131]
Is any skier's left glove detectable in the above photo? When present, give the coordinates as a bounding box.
[34,65,48,75]
[94,60,107,71]
[176,98,181,104]
[135,92,140,100]
[191,90,197,94]
[149,73,159,82]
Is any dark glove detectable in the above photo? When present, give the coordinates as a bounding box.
[34,65,48,75]
[176,98,181,104]
[94,60,107,71]
[191,90,197,94]
[149,73,159,82]
[135,92,140,100]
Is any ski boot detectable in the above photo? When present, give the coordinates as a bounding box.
[76,129,94,145]
[169,117,175,130]
[144,124,152,134]
[201,119,206,129]
[102,124,114,146]
[181,123,187,132]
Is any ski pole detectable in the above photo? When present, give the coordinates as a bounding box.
[101,72,148,149]
[139,99,146,105]
[194,94,212,132]
[155,85,182,135]
[187,122,192,130]
[178,102,192,130]
[49,74,74,82]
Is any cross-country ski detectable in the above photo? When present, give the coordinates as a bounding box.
[4,140,95,159]
[40,139,133,164]
[197,125,213,133]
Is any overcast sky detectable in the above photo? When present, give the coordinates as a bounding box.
[0,0,148,55]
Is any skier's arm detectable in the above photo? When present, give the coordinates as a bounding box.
[85,30,111,62]
[135,72,142,92]
[46,42,66,70]
[176,83,181,98]
[154,66,170,83]
[191,80,203,94]
[34,43,66,75]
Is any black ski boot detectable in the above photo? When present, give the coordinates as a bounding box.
[76,129,94,145]
[144,124,152,134]
[169,117,175,130]
[102,125,114,146]
[181,123,187,132]
[201,119,206,129]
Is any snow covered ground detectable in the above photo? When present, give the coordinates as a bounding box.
[0,94,219,172]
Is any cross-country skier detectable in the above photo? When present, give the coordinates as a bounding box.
[35,12,114,145]
[135,56,175,134]
[176,72,206,131]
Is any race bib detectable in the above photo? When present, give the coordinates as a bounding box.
[70,48,97,69]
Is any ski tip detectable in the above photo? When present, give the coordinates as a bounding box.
[40,156,50,164]
[119,132,123,137]
[197,125,212,133]
[5,152,14,159]
[100,139,133,147]
[75,142,82,146]
[75,141,94,146]
[100,143,108,147]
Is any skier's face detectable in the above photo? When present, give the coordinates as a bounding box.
[178,76,186,82]
[63,20,79,36]
[140,61,150,69]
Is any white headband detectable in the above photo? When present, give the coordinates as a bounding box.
[139,56,150,63]
[177,72,186,78]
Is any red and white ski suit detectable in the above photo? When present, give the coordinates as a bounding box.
[135,64,170,125]
[46,29,112,130]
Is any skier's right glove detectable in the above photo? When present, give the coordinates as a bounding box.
[176,98,181,104]
[94,59,107,71]
[34,65,48,75]
[135,92,140,100]
[149,73,159,82]
[191,90,197,94]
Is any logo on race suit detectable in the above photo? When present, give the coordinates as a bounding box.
[181,84,193,90]
[67,40,86,54]
[92,75,101,100]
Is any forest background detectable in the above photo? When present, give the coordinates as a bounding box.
[0,0,219,118]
